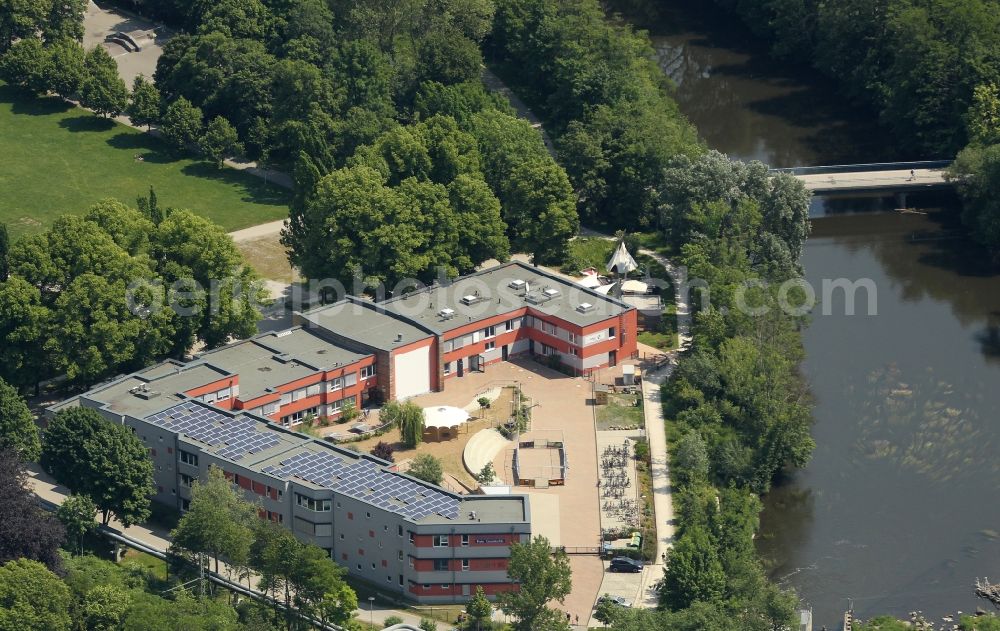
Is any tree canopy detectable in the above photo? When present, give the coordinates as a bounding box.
[0,559,72,631]
[0,377,39,460]
[0,449,65,571]
[498,535,572,631]
[41,407,154,527]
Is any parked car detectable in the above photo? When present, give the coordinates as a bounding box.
[609,557,643,573]
[599,594,633,608]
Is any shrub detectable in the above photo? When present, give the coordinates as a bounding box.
[370,441,395,463]
[384,615,404,626]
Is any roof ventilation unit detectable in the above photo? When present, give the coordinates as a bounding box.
[438,308,456,320]
[577,302,595,313]
[508,279,526,290]
[460,294,482,305]
[542,287,560,298]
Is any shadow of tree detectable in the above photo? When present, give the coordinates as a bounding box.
[58,116,116,132]
[1,84,74,116]
[180,162,293,206]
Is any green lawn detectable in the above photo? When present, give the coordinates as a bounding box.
[0,83,291,239]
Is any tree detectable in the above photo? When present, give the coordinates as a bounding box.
[370,441,394,462]
[44,0,85,43]
[41,407,154,527]
[673,431,709,487]
[498,536,572,631]
[289,543,357,627]
[419,619,438,631]
[249,520,301,614]
[415,30,483,85]
[44,38,86,97]
[0,223,7,281]
[503,160,579,265]
[0,377,39,460]
[128,75,161,129]
[380,400,425,448]
[408,453,443,485]
[476,462,496,485]
[153,210,266,352]
[0,276,48,394]
[160,97,204,153]
[0,559,72,631]
[660,524,726,610]
[0,449,65,570]
[465,585,492,630]
[81,46,128,117]
[57,493,97,555]
[0,37,49,93]
[199,116,243,167]
[0,0,49,52]
[968,83,1000,145]
[594,597,623,625]
[171,466,256,576]
[83,584,130,631]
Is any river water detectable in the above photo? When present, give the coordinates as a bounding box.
[624,0,1000,625]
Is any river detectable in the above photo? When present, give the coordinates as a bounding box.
[621,0,1000,625]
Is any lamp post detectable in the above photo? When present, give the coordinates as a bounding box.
[368,596,375,628]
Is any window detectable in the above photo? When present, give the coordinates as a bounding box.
[505,319,514,332]
[328,377,344,391]
[295,494,331,512]
[361,365,376,379]
[366,512,372,519]
[444,340,454,353]
[280,393,292,405]
[330,397,355,414]
[432,535,449,547]
[568,332,577,343]
[263,402,279,416]
[292,388,307,401]
[441,584,450,590]
[484,325,496,338]
[399,575,404,586]
[452,337,464,350]
[340,533,345,540]
[181,499,190,511]
[462,559,470,571]
[306,384,321,397]
[434,559,448,571]
[570,348,579,356]
[372,563,376,570]
[398,526,404,537]
[485,341,495,351]
[443,362,451,375]
[233,474,241,486]
[216,388,231,401]
[409,532,415,544]
[461,534,469,546]
[609,326,616,338]
[179,450,198,466]
[398,551,403,561]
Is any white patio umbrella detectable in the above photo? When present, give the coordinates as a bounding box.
[423,406,470,429]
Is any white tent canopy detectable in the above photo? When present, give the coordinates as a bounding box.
[606,241,638,275]
[577,275,603,289]
[423,406,470,429]
[621,279,649,294]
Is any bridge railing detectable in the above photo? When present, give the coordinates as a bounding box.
[770,160,953,176]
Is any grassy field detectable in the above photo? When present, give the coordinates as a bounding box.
[0,83,291,239]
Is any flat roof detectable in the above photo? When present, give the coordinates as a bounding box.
[80,364,234,418]
[382,261,633,332]
[299,297,435,351]
[194,329,370,400]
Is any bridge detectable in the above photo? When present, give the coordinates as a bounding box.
[772,160,953,194]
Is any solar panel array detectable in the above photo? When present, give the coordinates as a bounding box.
[147,403,280,461]
[263,451,461,521]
